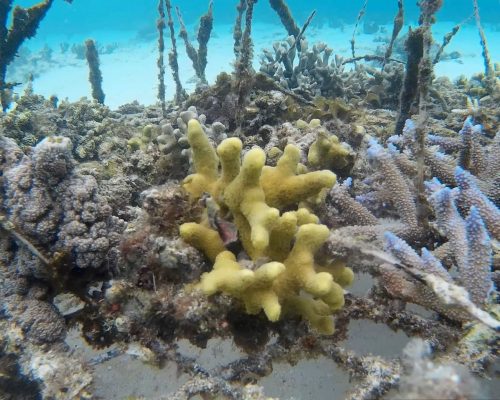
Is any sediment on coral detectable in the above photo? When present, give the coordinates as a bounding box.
[156,0,166,116]
[269,0,300,40]
[233,0,257,125]
[165,0,187,103]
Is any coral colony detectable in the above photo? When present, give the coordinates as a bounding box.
[0,0,499,399]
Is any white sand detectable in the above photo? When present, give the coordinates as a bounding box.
[7,21,499,110]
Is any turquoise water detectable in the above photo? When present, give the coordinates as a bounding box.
[13,0,500,33]
[1,2,499,398]
[7,0,500,107]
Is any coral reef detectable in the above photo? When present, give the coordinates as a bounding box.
[0,1,499,399]
[1,99,498,400]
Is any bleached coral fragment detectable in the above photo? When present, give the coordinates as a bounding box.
[396,339,484,399]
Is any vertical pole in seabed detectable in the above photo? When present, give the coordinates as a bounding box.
[157,0,166,117]
[85,39,105,105]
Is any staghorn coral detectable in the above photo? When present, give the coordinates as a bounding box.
[390,118,499,208]
[260,38,347,100]
[326,178,379,228]
[455,166,499,240]
[324,117,498,286]
[180,119,352,334]
[325,137,424,247]
[380,182,494,323]
[259,37,404,109]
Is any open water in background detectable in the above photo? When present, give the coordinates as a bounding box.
[12,0,500,37]
[3,2,500,398]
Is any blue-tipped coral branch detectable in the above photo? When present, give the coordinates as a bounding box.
[455,166,500,240]
[381,200,495,326]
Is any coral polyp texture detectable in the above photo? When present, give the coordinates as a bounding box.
[180,119,352,334]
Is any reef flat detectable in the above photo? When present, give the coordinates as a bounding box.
[0,1,499,399]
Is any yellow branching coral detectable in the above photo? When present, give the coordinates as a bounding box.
[200,251,285,321]
[182,119,219,198]
[179,223,225,262]
[261,144,336,210]
[308,130,352,171]
[223,147,280,259]
[179,119,353,334]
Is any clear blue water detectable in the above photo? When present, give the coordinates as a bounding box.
[13,0,500,35]
[8,0,499,107]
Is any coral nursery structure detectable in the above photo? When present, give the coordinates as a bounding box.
[0,0,499,399]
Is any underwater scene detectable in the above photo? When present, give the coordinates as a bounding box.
[0,0,499,399]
